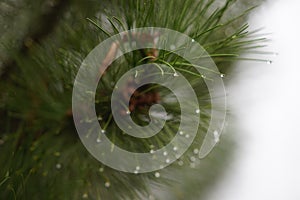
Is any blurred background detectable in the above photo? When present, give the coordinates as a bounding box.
[207,0,300,199]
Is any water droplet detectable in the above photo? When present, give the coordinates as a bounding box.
[267,60,272,64]
[96,138,101,143]
[190,156,196,162]
[170,44,176,50]
[154,172,160,178]
[220,73,225,78]
[150,149,155,154]
[101,129,106,134]
[99,167,104,172]
[173,72,179,77]
[173,146,178,151]
[193,148,199,154]
[195,109,200,114]
[213,130,220,143]
[179,131,184,135]
[163,151,168,156]
[134,170,139,174]
[201,75,206,79]
[56,163,62,169]
[185,134,190,138]
[135,166,140,171]
[165,158,170,163]
[82,193,88,199]
[191,39,195,42]
[105,181,110,188]
[126,110,131,115]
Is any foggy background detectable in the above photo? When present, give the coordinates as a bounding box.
[206,0,300,199]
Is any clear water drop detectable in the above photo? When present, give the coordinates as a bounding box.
[213,130,220,143]
[170,44,176,50]
[166,158,170,163]
[135,166,140,171]
[195,109,200,114]
[96,138,101,143]
[163,151,168,156]
[193,148,199,154]
[179,131,184,135]
[101,129,106,134]
[190,156,196,162]
[185,134,190,138]
[126,110,131,115]
[267,60,272,64]
[173,146,178,151]
[173,72,179,77]
[150,149,155,154]
[56,163,62,169]
[134,170,139,174]
[82,193,88,199]
[154,172,160,178]
[191,39,195,42]
[99,167,104,172]
[220,73,225,78]
[104,181,110,188]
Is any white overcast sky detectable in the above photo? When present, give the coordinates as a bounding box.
[206,0,300,199]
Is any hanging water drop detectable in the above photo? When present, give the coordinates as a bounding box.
[190,156,196,162]
[195,109,200,114]
[193,148,199,154]
[213,130,220,143]
[185,134,190,138]
[165,158,170,163]
[101,129,106,134]
[267,60,272,64]
[105,181,111,188]
[179,131,184,135]
[173,72,179,77]
[173,146,178,151]
[82,193,88,199]
[163,151,168,156]
[99,167,104,172]
[220,73,225,78]
[150,149,155,154]
[56,163,62,169]
[191,39,195,42]
[154,172,160,178]
[126,110,131,115]
[96,138,101,143]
